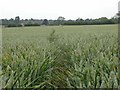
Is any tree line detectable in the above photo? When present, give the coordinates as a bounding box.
[0,14,119,27]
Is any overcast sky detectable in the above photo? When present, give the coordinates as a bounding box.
[0,0,119,20]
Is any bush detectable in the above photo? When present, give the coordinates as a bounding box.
[24,24,40,26]
[7,24,22,27]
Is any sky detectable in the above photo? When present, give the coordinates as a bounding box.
[0,0,119,20]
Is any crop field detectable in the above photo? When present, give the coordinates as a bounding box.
[1,25,120,88]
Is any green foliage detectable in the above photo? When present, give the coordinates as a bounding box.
[1,25,119,88]
[47,29,59,43]
[2,16,118,27]
[42,19,49,25]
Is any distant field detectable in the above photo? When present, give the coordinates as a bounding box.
[2,25,118,43]
[2,25,119,88]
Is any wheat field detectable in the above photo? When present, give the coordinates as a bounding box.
[1,25,119,88]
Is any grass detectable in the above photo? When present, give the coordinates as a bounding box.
[1,24,120,88]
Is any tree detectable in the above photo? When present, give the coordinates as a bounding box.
[76,18,83,21]
[57,16,65,21]
[57,16,65,25]
[42,19,49,25]
[15,16,21,26]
